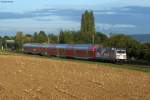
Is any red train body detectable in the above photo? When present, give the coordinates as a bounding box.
[23,43,127,61]
[23,44,98,59]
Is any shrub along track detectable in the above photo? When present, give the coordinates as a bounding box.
[0,54,150,100]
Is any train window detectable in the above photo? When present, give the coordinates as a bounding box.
[117,50,126,53]
[96,48,101,52]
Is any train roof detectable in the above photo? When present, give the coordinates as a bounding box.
[23,43,50,48]
[23,43,126,50]
[59,44,97,50]
[23,43,99,49]
[73,44,96,50]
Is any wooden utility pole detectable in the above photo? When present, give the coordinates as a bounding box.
[5,40,7,50]
[57,34,60,44]
[0,39,2,51]
[48,36,50,44]
[2,45,3,51]
[92,34,95,44]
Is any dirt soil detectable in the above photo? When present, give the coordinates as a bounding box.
[0,54,149,100]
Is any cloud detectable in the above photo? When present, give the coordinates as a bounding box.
[1,6,150,21]
[0,6,150,34]
[94,11,117,15]
[102,0,150,8]
[0,12,31,19]
[97,23,136,30]
[0,0,14,3]
[0,16,80,35]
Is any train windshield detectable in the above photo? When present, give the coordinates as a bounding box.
[116,50,126,54]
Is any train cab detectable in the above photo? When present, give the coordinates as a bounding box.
[115,49,127,61]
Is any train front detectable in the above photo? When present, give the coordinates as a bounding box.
[115,49,127,61]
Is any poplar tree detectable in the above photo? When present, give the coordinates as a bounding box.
[80,10,96,35]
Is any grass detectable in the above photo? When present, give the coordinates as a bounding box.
[1,51,150,72]
[96,62,150,72]
[52,57,150,72]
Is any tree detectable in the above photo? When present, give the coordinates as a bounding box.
[73,32,91,44]
[32,31,48,43]
[59,31,65,44]
[95,32,108,44]
[15,31,25,51]
[104,34,141,59]
[80,10,96,35]
[24,34,33,43]
[37,31,48,43]
[80,10,96,44]
[15,32,24,41]
[0,36,3,50]
[33,32,38,43]
[140,43,150,61]
[81,14,85,33]
[60,30,75,44]
[91,11,96,34]
[33,31,48,43]
[48,34,58,43]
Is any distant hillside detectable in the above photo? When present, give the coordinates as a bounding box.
[130,34,150,43]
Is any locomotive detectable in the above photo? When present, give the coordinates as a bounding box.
[23,43,127,62]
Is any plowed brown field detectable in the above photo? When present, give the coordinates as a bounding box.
[0,54,150,100]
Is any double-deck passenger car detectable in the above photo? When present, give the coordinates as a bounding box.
[23,43,127,62]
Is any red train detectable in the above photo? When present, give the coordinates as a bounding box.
[23,43,127,61]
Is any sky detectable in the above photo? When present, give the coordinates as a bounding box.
[0,0,150,36]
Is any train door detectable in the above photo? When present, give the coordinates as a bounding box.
[88,48,96,59]
[56,44,67,57]
[74,45,89,59]
[66,45,74,58]
[58,48,66,57]
[47,45,57,56]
